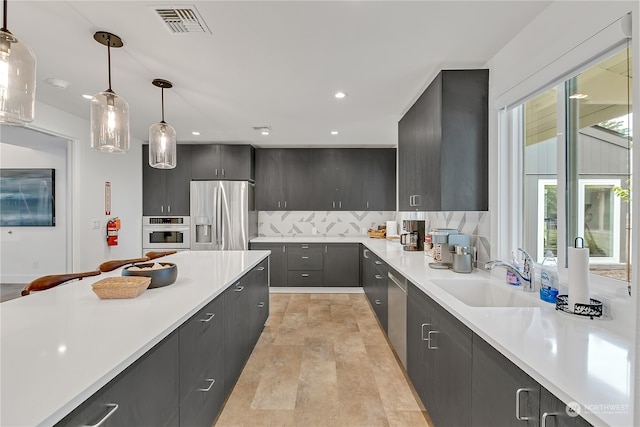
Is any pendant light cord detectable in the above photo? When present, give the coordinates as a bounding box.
[2,0,8,32]
[106,35,113,92]
[161,87,165,123]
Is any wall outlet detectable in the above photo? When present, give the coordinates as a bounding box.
[312,227,318,235]
[361,227,368,235]
[91,219,100,230]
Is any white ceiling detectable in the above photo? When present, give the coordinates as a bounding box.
[11,1,550,148]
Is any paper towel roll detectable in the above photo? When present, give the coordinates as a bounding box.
[568,245,590,312]
[386,221,398,236]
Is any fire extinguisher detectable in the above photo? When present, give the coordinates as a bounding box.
[106,218,121,246]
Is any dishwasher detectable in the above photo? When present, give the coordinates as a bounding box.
[387,267,407,368]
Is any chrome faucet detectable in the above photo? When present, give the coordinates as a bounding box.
[485,248,535,292]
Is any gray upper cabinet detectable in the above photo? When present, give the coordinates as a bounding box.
[255,148,395,211]
[399,69,488,211]
[191,144,254,181]
[255,148,310,210]
[142,145,192,216]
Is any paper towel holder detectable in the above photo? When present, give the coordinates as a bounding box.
[555,295,604,319]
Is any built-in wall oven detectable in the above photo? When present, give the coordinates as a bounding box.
[142,216,191,253]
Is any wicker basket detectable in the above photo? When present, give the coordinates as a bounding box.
[92,277,151,299]
[368,228,386,238]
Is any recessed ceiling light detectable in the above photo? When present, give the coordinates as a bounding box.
[192,131,200,136]
[331,131,339,135]
[334,91,347,99]
[252,125,271,135]
[45,78,70,90]
[82,94,93,100]
[261,129,270,136]
[569,93,588,99]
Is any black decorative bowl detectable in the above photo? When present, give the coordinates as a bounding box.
[122,262,177,289]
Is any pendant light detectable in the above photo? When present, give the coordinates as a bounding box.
[0,0,36,125]
[149,78,177,169]
[90,31,129,153]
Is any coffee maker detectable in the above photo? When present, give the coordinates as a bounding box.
[400,220,426,251]
[428,228,458,268]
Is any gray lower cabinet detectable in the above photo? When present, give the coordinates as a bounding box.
[287,244,323,286]
[57,331,179,427]
[407,282,472,426]
[540,387,593,427]
[250,243,286,286]
[179,297,225,427]
[323,244,360,287]
[248,259,270,348]
[362,247,388,331]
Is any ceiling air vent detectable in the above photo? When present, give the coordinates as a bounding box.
[153,6,211,34]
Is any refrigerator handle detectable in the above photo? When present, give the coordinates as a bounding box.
[217,185,223,247]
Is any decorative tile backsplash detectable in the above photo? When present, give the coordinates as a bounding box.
[258,211,396,237]
[258,210,490,262]
[396,211,491,262]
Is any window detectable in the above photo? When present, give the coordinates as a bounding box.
[517,45,632,283]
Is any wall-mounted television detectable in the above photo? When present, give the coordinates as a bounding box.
[0,169,55,226]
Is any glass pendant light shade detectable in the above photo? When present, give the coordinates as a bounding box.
[90,89,130,153]
[149,78,177,169]
[149,121,177,169]
[90,31,129,153]
[0,11,37,124]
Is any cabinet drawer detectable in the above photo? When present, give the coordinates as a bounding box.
[287,243,323,253]
[287,271,323,286]
[179,361,226,427]
[287,252,323,270]
[179,297,224,400]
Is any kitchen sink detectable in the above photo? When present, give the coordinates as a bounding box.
[430,278,543,308]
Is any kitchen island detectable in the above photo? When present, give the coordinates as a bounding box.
[252,236,634,427]
[0,250,269,427]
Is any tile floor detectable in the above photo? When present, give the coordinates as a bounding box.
[215,293,432,427]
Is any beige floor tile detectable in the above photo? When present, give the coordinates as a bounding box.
[251,345,304,410]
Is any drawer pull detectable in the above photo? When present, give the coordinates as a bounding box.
[234,285,244,292]
[374,261,382,265]
[302,274,309,277]
[82,403,119,427]
[363,249,370,258]
[427,330,439,349]
[541,412,558,427]
[421,323,431,341]
[257,266,265,271]
[258,302,265,308]
[515,388,534,420]
[374,299,381,305]
[374,274,383,280]
[301,245,309,249]
[301,256,310,259]
[199,378,216,392]
[199,313,215,322]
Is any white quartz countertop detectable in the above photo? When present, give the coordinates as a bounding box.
[252,236,633,426]
[0,250,269,427]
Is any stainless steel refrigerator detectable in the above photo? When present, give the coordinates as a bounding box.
[190,181,257,250]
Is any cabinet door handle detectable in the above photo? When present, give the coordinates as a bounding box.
[215,168,218,176]
[302,274,309,277]
[515,388,534,420]
[374,260,382,265]
[374,299,382,305]
[332,201,336,208]
[363,249,370,259]
[427,330,439,349]
[221,168,225,177]
[325,245,328,253]
[257,266,265,271]
[167,205,171,213]
[278,201,281,208]
[541,412,558,427]
[258,302,265,308]
[199,378,216,392]
[366,201,369,209]
[161,205,164,213]
[339,201,342,208]
[421,323,431,341]
[374,274,383,280]
[82,403,119,427]
[234,285,244,292]
[199,313,215,322]
[414,195,420,206]
[301,256,309,259]
[284,201,287,208]
[409,195,414,206]
[282,246,286,253]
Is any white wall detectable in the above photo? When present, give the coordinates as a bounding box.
[28,101,143,273]
[0,128,68,282]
